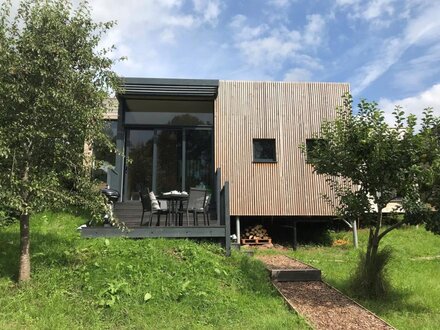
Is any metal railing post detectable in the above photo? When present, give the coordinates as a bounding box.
[216,168,221,225]
[224,181,231,256]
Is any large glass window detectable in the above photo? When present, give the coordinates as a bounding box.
[185,130,212,191]
[92,121,117,186]
[156,129,182,193]
[93,121,117,165]
[124,128,212,200]
[124,99,213,126]
[122,97,214,199]
[305,138,327,164]
[124,130,154,200]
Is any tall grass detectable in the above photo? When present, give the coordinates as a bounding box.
[350,246,393,298]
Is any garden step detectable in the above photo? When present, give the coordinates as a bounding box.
[255,255,321,282]
[270,269,321,282]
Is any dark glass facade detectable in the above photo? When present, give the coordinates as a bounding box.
[123,98,213,200]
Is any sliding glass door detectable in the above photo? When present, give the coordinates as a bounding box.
[124,128,212,200]
[185,130,212,191]
[156,129,182,193]
[124,130,154,200]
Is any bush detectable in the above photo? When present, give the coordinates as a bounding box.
[350,246,393,298]
[0,206,19,227]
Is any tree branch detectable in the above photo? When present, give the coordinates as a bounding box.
[378,219,406,241]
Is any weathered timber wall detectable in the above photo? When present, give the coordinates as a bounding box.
[214,81,349,216]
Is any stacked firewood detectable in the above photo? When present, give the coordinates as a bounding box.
[241,224,270,240]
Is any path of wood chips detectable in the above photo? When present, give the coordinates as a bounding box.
[256,255,395,330]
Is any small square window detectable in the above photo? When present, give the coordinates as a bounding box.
[253,139,276,162]
[305,138,326,163]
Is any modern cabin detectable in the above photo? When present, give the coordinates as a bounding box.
[83,78,349,248]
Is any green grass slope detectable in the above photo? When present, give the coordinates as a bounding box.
[0,213,308,330]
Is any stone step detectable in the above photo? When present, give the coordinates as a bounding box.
[270,269,321,282]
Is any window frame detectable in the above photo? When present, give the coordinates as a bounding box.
[305,138,327,164]
[252,138,277,163]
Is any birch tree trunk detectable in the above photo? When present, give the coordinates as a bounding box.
[18,213,31,282]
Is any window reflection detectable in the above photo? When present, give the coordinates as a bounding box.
[253,139,276,162]
[186,130,212,191]
[125,112,212,126]
[125,99,213,126]
[92,121,117,186]
[125,130,154,200]
[156,130,182,193]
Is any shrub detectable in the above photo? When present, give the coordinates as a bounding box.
[350,246,393,298]
[0,206,19,227]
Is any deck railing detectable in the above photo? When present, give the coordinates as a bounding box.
[220,180,231,256]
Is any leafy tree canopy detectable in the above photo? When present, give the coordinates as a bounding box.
[305,94,440,296]
[0,0,121,281]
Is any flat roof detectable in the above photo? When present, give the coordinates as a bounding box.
[119,77,219,99]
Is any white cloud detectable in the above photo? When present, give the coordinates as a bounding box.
[268,0,296,8]
[229,13,326,69]
[229,15,268,40]
[335,0,361,6]
[90,0,197,33]
[335,0,396,23]
[363,0,395,21]
[237,29,302,67]
[304,14,326,46]
[82,0,227,77]
[333,0,405,30]
[379,84,440,125]
[283,68,313,81]
[351,37,407,95]
[192,0,223,26]
[350,2,440,95]
[392,44,440,92]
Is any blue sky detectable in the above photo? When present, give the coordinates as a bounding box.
[11,0,440,118]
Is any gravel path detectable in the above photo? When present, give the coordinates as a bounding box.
[257,254,394,330]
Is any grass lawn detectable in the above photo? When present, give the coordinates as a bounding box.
[0,213,309,330]
[258,225,440,330]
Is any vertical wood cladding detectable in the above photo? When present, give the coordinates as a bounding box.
[214,81,349,216]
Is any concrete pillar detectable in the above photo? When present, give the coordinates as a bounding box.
[236,216,241,243]
[353,219,359,248]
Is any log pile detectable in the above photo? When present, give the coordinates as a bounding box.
[241,225,272,245]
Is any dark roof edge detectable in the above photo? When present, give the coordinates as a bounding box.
[118,77,219,99]
[121,77,219,87]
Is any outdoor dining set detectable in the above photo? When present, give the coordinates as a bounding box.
[139,188,211,227]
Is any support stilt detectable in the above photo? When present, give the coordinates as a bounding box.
[292,220,298,250]
[352,219,359,248]
[236,216,241,243]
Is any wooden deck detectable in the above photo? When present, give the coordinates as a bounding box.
[81,180,232,256]
[111,201,219,228]
[81,225,227,238]
[81,201,225,239]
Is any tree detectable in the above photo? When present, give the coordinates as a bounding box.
[0,0,120,282]
[412,113,440,235]
[304,94,439,296]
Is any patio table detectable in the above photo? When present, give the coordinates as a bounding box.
[158,193,188,226]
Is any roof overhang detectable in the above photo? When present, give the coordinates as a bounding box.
[118,77,219,100]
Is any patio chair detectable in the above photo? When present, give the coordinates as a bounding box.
[139,189,169,226]
[180,188,206,226]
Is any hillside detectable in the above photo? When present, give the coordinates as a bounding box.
[0,213,308,329]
